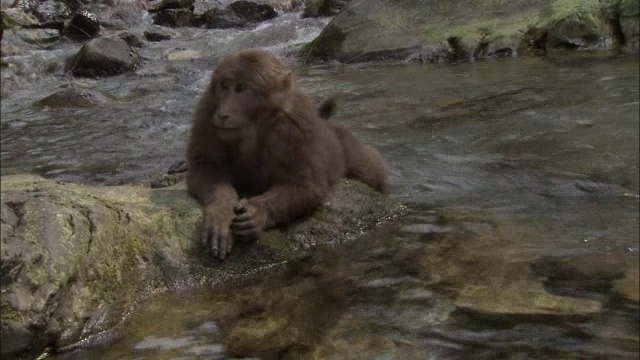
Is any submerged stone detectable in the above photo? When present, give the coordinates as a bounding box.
[455,281,603,317]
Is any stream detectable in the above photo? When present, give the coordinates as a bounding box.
[1,10,638,360]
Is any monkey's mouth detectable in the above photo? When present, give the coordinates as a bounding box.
[213,124,244,130]
[211,119,244,130]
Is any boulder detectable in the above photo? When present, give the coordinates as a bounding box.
[0,174,407,359]
[148,0,195,13]
[227,0,278,23]
[300,0,640,63]
[14,28,59,45]
[32,0,72,30]
[63,10,100,41]
[200,7,245,29]
[301,0,349,18]
[66,38,141,77]
[152,8,198,27]
[34,87,114,108]
[143,25,174,42]
[116,30,147,48]
[152,0,279,28]
[200,1,278,29]
[1,7,38,29]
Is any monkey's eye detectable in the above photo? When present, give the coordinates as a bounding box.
[219,80,230,91]
[235,82,247,93]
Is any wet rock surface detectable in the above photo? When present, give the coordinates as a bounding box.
[34,87,114,108]
[0,174,407,358]
[63,10,101,41]
[302,0,349,18]
[301,0,640,63]
[143,25,174,42]
[66,37,141,77]
[76,204,638,359]
[151,0,279,28]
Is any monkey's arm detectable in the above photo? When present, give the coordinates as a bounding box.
[187,158,238,260]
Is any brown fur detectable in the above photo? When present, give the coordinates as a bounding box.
[186,48,388,260]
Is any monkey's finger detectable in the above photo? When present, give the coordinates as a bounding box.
[232,212,253,223]
[217,236,227,260]
[225,234,233,255]
[210,231,219,258]
[203,228,210,248]
[230,219,255,231]
[233,227,258,238]
[203,218,212,248]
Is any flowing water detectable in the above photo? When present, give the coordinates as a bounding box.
[1,10,639,360]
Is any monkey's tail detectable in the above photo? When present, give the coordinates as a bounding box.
[318,96,339,120]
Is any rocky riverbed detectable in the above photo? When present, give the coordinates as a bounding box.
[2,0,639,359]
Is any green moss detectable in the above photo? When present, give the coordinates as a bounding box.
[84,231,149,307]
[1,300,23,322]
[35,348,52,360]
[299,23,346,62]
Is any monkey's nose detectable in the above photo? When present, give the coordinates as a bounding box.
[217,114,230,120]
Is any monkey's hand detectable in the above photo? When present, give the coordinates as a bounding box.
[203,211,234,261]
[231,199,267,242]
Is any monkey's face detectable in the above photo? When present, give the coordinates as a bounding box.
[210,77,266,130]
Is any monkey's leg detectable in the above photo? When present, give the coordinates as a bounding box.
[332,124,389,193]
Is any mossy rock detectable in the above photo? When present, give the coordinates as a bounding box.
[0,174,406,359]
[300,0,640,63]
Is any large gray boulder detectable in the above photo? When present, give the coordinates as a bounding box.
[300,0,640,63]
[0,174,406,359]
[66,37,141,77]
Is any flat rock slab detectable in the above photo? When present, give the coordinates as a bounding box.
[0,174,406,358]
[300,0,640,63]
[455,281,603,319]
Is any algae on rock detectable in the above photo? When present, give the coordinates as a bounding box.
[0,174,406,359]
[301,0,640,63]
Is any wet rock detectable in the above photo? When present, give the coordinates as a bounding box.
[200,7,244,29]
[1,42,30,57]
[531,253,625,282]
[455,281,602,318]
[1,7,38,29]
[148,0,195,13]
[0,174,406,358]
[227,1,278,23]
[66,38,141,77]
[1,28,39,56]
[152,0,278,28]
[302,0,348,18]
[0,321,33,356]
[261,0,302,12]
[300,0,640,63]
[164,48,201,61]
[14,28,59,45]
[611,267,640,302]
[200,0,279,29]
[152,8,197,27]
[34,87,113,108]
[223,271,350,359]
[32,0,71,30]
[97,0,149,28]
[184,344,225,356]
[167,159,189,174]
[143,25,174,41]
[63,10,100,41]
[116,30,146,48]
